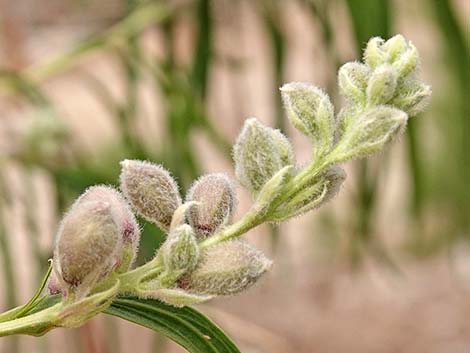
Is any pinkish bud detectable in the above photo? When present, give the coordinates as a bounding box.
[186,173,236,239]
[119,160,181,232]
[76,185,140,270]
[54,200,122,296]
[47,271,62,295]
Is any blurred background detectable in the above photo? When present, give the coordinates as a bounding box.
[0,0,468,352]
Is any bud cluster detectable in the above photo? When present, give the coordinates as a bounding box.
[232,34,430,221]
[43,34,429,328]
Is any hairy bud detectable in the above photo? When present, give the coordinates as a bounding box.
[160,225,199,275]
[271,129,295,166]
[281,82,335,151]
[334,106,408,161]
[233,118,292,195]
[392,79,432,116]
[54,200,122,296]
[186,173,236,238]
[120,160,181,232]
[272,166,346,221]
[338,62,370,104]
[366,64,398,105]
[364,35,419,79]
[178,240,272,296]
[47,271,62,295]
[77,185,140,270]
[364,37,388,69]
[393,42,418,78]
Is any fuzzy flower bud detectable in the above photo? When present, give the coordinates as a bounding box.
[338,62,370,104]
[47,271,62,295]
[392,42,418,78]
[160,224,199,275]
[364,35,419,79]
[334,106,408,161]
[120,160,181,232]
[366,64,398,105]
[391,79,432,116]
[186,173,236,239]
[77,185,140,270]
[233,118,292,195]
[178,240,272,296]
[272,166,345,221]
[281,82,335,150]
[364,37,388,69]
[54,200,122,295]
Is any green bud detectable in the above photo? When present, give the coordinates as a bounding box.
[186,173,236,238]
[280,82,335,150]
[366,64,398,105]
[54,200,122,297]
[364,35,419,78]
[271,129,295,166]
[382,35,407,62]
[391,79,432,116]
[120,159,181,232]
[338,62,370,104]
[233,118,290,195]
[254,165,293,218]
[178,240,272,296]
[160,225,199,275]
[334,106,408,161]
[364,37,387,68]
[393,42,418,78]
[271,166,346,221]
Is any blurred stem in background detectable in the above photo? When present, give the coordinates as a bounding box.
[259,0,286,252]
[345,0,391,266]
[0,172,19,353]
[429,0,470,245]
[306,0,341,98]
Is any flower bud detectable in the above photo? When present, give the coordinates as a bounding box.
[77,185,140,270]
[178,240,272,296]
[271,166,345,221]
[366,64,398,105]
[233,118,290,195]
[334,106,408,161]
[364,37,387,68]
[391,79,432,116]
[272,129,295,166]
[186,173,236,238]
[281,82,335,150]
[382,34,407,62]
[338,62,370,104]
[54,200,122,295]
[47,271,62,295]
[120,160,181,232]
[160,224,199,275]
[392,42,418,78]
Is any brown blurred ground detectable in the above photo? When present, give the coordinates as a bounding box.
[1,1,469,352]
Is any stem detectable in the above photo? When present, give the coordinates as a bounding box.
[0,304,60,337]
[199,208,265,249]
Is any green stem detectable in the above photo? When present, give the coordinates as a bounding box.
[0,304,60,337]
[199,208,265,249]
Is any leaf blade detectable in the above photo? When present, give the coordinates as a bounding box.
[105,296,241,353]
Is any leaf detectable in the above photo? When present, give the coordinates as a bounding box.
[24,294,240,352]
[105,296,241,353]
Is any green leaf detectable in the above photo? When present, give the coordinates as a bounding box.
[27,294,240,352]
[106,296,241,353]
